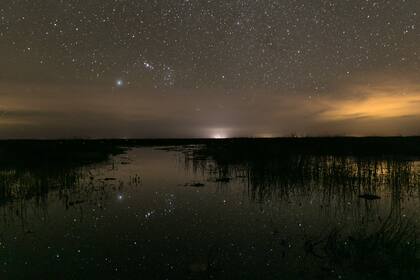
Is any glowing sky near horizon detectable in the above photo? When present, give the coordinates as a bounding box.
[0,1,420,138]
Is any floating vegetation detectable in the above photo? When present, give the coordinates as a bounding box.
[184,182,206,188]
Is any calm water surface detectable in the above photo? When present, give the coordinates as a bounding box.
[1,147,420,279]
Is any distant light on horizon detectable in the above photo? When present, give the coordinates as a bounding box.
[206,127,230,139]
[256,133,275,138]
[212,134,227,139]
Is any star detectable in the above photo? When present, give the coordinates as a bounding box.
[143,62,154,70]
[116,79,124,87]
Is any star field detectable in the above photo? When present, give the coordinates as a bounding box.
[0,1,420,137]
[1,0,418,92]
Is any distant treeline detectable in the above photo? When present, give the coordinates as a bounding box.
[1,137,420,168]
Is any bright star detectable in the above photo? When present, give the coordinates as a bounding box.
[116,79,124,87]
[143,62,154,70]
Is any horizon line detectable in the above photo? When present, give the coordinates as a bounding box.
[1,136,420,141]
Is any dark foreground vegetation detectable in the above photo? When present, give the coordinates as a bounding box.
[191,136,420,160]
[0,137,418,203]
[1,137,420,213]
[1,137,420,279]
[2,136,420,166]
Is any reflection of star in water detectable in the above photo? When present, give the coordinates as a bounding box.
[163,193,176,214]
[145,210,155,219]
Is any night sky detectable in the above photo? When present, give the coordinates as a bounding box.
[1,0,420,138]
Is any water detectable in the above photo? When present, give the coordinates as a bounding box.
[1,146,420,279]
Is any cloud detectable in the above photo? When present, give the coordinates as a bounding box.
[318,82,420,121]
[1,75,420,138]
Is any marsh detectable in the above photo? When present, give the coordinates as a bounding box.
[0,138,420,279]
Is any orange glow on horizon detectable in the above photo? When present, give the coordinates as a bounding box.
[319,85,420,121]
